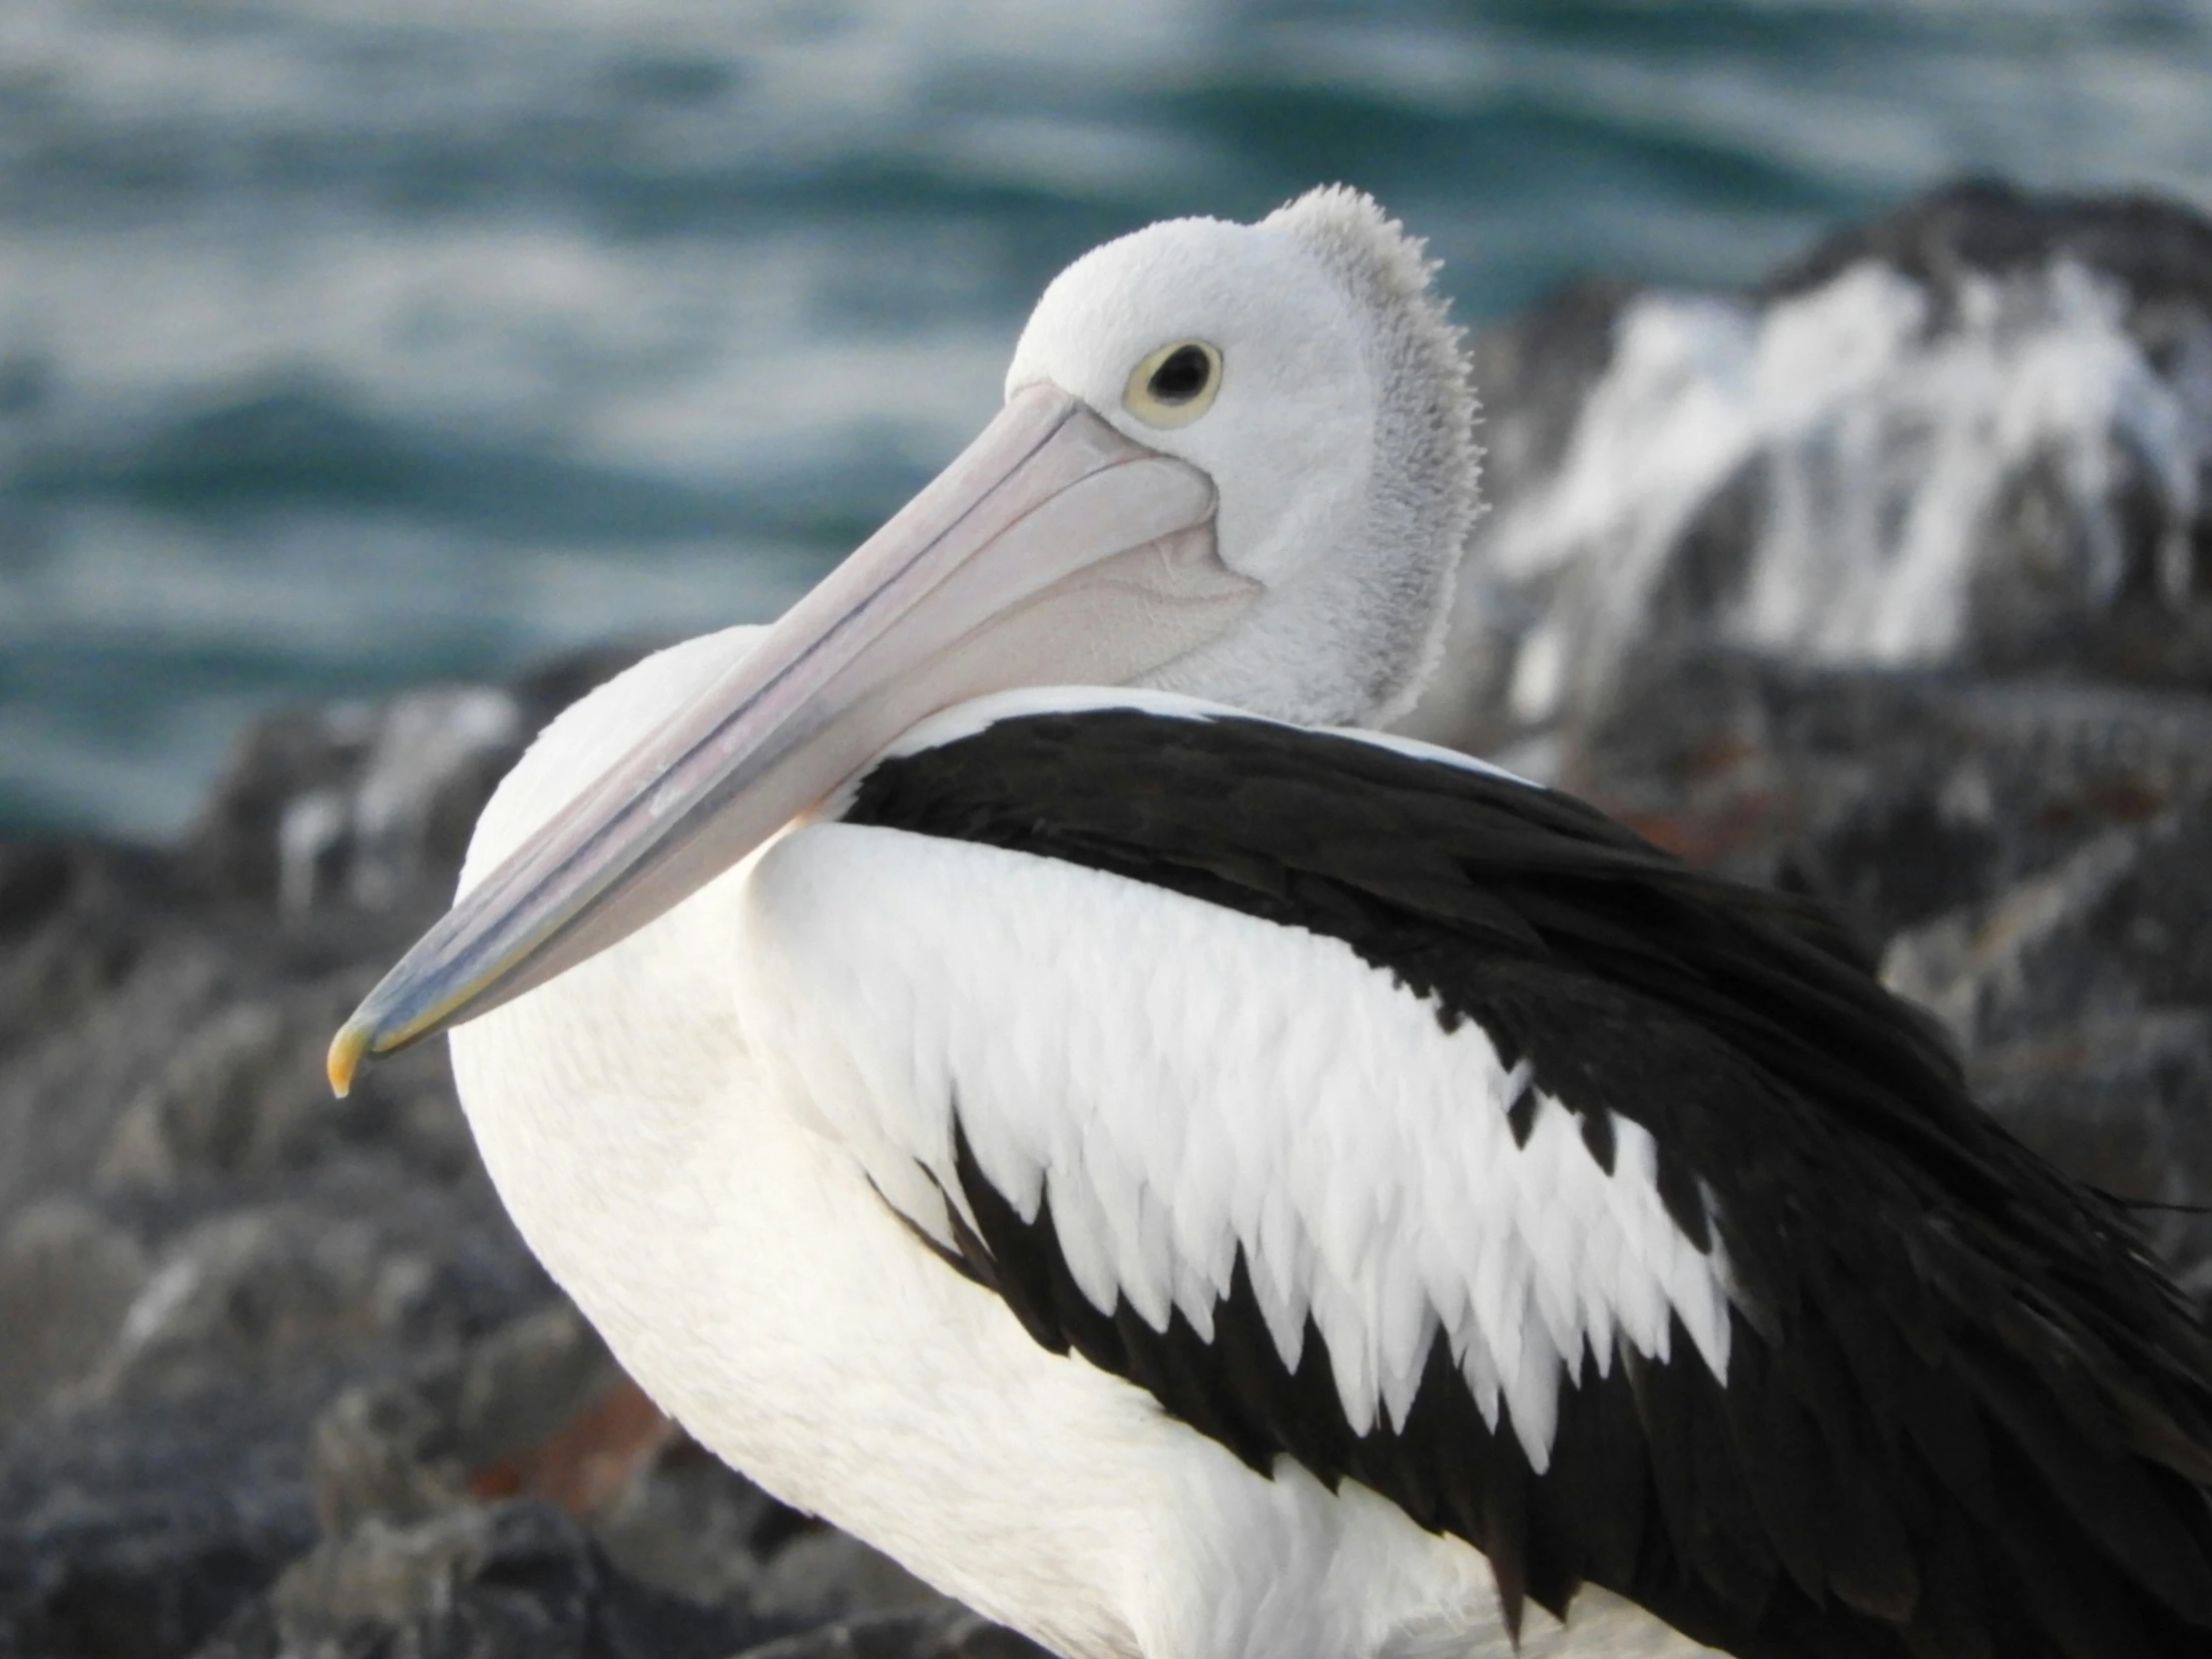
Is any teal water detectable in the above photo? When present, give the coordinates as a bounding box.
[4,0,2211,838]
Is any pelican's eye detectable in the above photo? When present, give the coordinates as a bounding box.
[1124,340,1223,428]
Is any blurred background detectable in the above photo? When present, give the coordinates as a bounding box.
[8,9,2212,1658]
[6,0,2212,843]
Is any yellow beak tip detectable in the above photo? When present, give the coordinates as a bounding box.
[326,1021,373,1099]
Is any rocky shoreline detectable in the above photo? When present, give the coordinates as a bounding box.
[5,181,2212,1658]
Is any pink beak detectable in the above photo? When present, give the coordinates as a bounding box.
[330,382,1249,1092]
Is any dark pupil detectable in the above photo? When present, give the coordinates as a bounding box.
[1147,344,1212,404]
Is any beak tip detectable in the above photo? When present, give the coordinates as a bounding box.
[327,1019,372,1099]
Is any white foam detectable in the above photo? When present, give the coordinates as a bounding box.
[1479,255,2212,724]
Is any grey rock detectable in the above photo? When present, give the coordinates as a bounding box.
[0,1493,313,1659]
[97,994,346,1196]
[1968,1012,2212,1293]
[1881,803,2212,1050]
[732,1612,1052,1659]
[723,1531,952,1636]
[0,859,220,1224]
[1875,797,2212,1285]
[1564,652,2212,937]
[302,1305,949,1639]
[0,844,556,1653]
[309,1306,624,1536]
[1406,180,2212,754]
[0,800,600,1659]
[587,1450,800,1612]
[0,844,140,1062]
[0,1199,148,1425]
[192,1500,767,1659]
[187,648,657,917]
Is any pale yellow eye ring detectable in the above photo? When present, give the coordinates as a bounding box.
[1123,340,1223,428]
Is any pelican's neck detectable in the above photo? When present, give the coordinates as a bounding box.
[444,627,772,1318]
[1139,190,1479,730]
[446,866,752,1246]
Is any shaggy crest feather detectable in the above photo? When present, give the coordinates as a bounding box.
[1269,186,1484,723]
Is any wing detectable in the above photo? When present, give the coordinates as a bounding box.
[739,700,2212,1659]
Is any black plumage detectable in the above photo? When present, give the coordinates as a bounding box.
[843,707,2212,1659]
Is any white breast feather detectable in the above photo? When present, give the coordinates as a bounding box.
[733,820,1736,1472]
[448,654,1725,1659]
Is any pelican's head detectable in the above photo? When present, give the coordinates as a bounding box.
[1009,187,1477,726]
[330,187,1478,1088]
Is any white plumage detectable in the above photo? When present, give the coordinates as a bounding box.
[448,624,1718,1659]
[746,689,1735,1461]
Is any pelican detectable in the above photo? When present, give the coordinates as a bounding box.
[328,189,2212,1659]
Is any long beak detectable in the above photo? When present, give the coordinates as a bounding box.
[328,382,1246,1094]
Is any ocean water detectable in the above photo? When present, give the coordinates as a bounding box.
[3,0,2210,839]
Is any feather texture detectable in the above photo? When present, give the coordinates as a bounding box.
[740,693,2212,1659]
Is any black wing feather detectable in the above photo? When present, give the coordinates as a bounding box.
[845,709,2212,1659]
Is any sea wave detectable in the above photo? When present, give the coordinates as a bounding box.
[2,0,2210,835]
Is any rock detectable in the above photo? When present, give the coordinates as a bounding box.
[733,1613,1053,1659]
[0,855,558,1656]
[1406,179,2212,754]
[0,657,658,1573]
[187,647,658,917]
[0,845,132,1060]
[1875,796,2212,1285]
[304,1304,952,1640]
[0,1492,313,1659]
[726,1530,953,1636]
[576,1420,952,1638]
[1563,651,2212,932]
[205,687,523,918]
[308,1305,627,1535]
[193,1500,766,1659]
[1968,1012,2212,1294]
[0,1199,148,1426]
[588,1445,809,1611]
